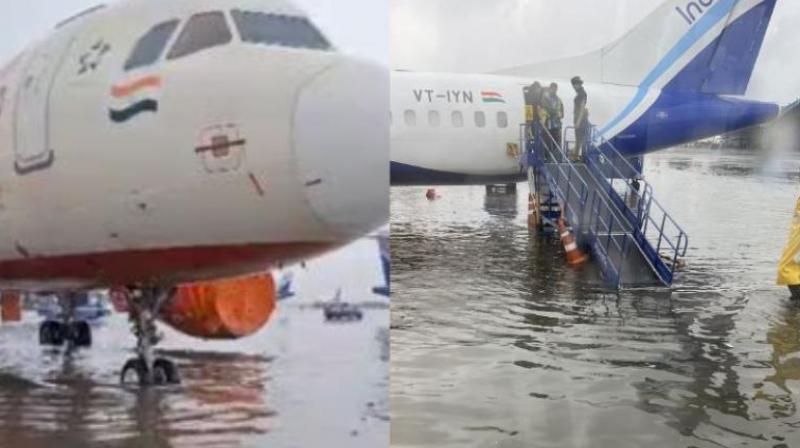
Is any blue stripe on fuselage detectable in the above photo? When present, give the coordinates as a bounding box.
[599,0,738,137]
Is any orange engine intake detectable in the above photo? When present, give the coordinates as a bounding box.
[159,274,276,339]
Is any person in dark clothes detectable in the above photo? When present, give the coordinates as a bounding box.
[524,82,545,150]
[545,82,564,150]
[572,76,590,160]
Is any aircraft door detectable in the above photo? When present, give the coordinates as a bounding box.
[13,35,76,175]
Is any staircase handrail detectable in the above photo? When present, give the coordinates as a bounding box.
[586,132,689,263]
[520,123,590,229]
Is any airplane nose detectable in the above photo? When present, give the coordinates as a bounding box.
[293,57,388,239]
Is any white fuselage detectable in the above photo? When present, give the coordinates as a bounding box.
[389,1,783,185]
[0,0,388,291]
[390,71,641,181]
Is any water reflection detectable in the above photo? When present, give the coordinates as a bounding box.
[484,193,518,219]
[756,303,800,420]
[391,147,800,447]
[628,292,756,442]
[0,346,273,447]
[0,303,388,447]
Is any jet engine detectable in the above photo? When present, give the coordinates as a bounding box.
[158,274,276,339]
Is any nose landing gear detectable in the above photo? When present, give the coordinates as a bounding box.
[119,286,180,386]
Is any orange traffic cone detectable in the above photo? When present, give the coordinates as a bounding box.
[528,193,539,230]
[557,217,589,266]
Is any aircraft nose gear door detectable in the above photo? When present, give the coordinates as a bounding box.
[13,36,75,175]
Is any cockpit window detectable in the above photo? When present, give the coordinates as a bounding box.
[167,11,232,60]
[231,9,331,51]
[124,20,180,71]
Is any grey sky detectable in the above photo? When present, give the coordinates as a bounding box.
[0,0,388,66]
[391,0,800,104]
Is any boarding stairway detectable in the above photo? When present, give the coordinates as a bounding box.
[520,123,688,288]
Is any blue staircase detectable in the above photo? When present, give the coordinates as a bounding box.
[520,123,688,288]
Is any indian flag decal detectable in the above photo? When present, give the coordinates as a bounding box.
[109,75,162,123]
[481,91,505,103]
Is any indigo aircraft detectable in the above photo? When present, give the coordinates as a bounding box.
[0,0,387,384]
[391,0,781,185]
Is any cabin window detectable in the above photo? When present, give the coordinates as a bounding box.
[167,11,232,60]
[124,20,180,71]
[475,111,486,128]
[451,111,463,128]
[404,110,416,127]
[231,9,331,50]
[497,111,508,128]
[428,111,441,127]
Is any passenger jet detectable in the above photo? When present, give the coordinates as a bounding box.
[0,0,387,384]
[391,0,781,185]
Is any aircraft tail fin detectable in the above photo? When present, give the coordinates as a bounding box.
[496,0,777,95]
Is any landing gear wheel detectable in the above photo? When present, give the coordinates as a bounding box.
[120,286,180,386]
[154,358,180,384]
[120,358,147,385]
[68,321,92,347]
[39,321,65,346]
[120,357,180,385]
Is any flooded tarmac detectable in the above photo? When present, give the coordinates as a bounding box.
[391,147,800,447]
[0,239,389,448]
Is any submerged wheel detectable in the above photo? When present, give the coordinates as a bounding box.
[68,321,92,347]
[789,285,800,301]
[120,358,147,385]
[154,358,180,384]
[120,357,180,385]
[39,321,65,346]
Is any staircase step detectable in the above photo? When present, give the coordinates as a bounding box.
[520,123,687,288]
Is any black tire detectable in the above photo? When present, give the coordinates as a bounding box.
[120,358,180,385]
[154,358,180,384]
[39,321,65,346]
[120,358,147,385]
[69,321,92,347]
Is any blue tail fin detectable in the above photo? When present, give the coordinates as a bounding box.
[665,0,777,94]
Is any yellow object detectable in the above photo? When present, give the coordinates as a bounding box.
[506,143,520,157]
[538,108,549,127]
[777,196,800,285]
[525,105,534,122]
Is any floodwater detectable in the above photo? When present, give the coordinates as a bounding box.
[0,238,389,448]
[391,147,800,448]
